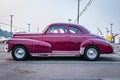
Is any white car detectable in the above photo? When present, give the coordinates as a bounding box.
[0,36,8,43]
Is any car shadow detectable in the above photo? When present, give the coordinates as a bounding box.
[29,56,84,61]
[26,55,119,62]
[5,55,120,62]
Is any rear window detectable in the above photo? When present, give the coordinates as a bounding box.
[69,26,82,34]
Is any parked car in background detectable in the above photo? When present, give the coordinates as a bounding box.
[0,36,8,43]
[5,23,114,61]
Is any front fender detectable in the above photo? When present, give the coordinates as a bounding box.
[8,38,52,53]
[80,39,113,54]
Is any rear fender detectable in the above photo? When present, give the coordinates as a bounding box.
[8,38,52,53]
[80,39,113,54]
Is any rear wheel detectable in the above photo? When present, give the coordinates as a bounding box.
[83,46,100,61]
[12,45,29,61]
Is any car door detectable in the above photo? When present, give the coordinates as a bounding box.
[42,25,70,51]
[68,26,85,51]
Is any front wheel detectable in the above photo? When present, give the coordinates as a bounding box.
[83,46,100,61]
[12,45,29,61]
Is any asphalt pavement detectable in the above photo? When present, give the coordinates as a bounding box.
[0,43,120,80]
[113,43,120,56]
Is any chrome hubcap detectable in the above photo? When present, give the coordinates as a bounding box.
[14,48,25,59]
[87,48,97,59]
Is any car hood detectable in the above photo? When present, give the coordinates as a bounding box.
[12,33,43,38]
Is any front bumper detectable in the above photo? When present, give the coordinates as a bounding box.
[4,44,9,52]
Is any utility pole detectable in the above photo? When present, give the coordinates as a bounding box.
[37,27,39,33]
[28,23,30,33]
[68,19,72,23]
[110,23,113,42]
[77,0,80,24]
[10,15,14,36]
[110,23,113,35]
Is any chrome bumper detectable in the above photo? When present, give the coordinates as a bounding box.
[4,44,9,52]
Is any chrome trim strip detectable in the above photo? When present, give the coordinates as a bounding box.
[31,54,79,57]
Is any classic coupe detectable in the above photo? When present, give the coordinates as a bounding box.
[5,23,113,61]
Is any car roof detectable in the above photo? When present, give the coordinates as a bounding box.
[48,23,90,34]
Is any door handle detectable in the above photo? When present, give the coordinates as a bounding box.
[66,36,69,39]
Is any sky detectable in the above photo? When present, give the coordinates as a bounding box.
[0,0,120,35]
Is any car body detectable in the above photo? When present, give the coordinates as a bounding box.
[6,23,114,61]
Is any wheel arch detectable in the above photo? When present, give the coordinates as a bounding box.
[11,44,29,53]
[80,39,102,55]
[84,44,100,53]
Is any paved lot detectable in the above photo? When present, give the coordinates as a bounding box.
[0,43,120,80]
[113,43,120,56]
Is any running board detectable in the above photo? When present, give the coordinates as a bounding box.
[31,53,81,57]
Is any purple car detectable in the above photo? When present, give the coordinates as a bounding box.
[5,23,113,61]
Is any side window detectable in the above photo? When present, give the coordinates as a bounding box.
[47,25,67,33]
[69,26,81,34]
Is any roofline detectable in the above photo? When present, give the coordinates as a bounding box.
[49,22,82,26]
